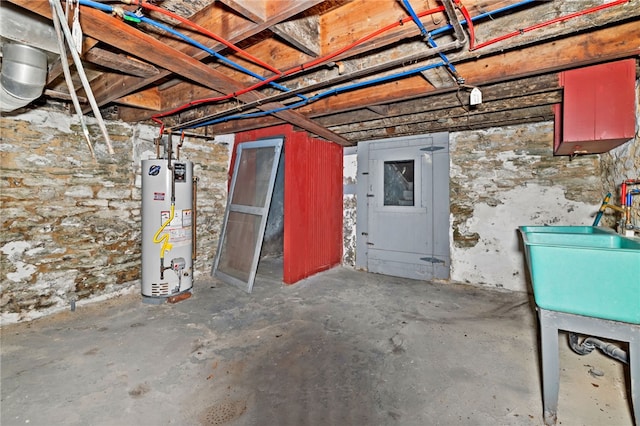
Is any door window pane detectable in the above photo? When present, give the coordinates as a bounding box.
[384,160,414,206]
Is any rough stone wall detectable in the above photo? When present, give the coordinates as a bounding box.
[599,79,640,231]
[1,110,231,323]
[340,121,618,292]
[342,149,357,267]
[449,122,606,291]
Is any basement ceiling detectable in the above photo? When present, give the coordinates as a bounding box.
[1,0,639,146]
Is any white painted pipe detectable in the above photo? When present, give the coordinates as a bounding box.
[49,0,114,155]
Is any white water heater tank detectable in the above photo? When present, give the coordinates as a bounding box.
[141,158,194,301]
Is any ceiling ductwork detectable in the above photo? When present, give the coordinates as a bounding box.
[1,43,48,112]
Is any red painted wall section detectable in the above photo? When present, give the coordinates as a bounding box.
[233,125,343,284]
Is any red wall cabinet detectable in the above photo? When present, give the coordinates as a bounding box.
[554,59,636,156]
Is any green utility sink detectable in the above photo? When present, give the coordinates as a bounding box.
[519,227,640,324]
[518,225,617,235]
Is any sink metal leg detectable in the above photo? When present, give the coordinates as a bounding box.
[539,310,559,425]
[537,308,640,426]
[631,338,639,425]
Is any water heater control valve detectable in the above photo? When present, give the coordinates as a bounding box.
[171,257,186,272]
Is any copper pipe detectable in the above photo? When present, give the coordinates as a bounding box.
[192,176,199,261]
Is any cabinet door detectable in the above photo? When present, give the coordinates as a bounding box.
[555,59,635,155]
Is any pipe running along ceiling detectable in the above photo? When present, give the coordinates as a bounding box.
[2,0,639,146]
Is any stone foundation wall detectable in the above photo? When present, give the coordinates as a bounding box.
[599,80,640,230]
[1,110,231,323]
[342,119,638,292]
[449,122,605,291]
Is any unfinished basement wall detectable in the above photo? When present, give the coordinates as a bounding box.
[600,79,640,229]
[448,122,605,292]
[0,109,232,323]
[342,121,637,293]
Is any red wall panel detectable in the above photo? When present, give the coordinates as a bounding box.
[234,125,343,284]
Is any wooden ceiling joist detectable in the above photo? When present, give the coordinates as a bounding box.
[83,48,160,78]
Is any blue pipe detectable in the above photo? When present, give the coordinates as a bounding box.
[183,0,539,129]
[401,0,457,74]
[432,0,539,37]
[183,62,446,129]
[77,0,306,100]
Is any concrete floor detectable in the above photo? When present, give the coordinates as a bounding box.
[1,264,635,426]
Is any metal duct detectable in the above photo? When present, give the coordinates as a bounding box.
[1,43,48,112]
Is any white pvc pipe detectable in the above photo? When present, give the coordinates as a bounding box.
[50,1,96,159]
[49,0,114,155]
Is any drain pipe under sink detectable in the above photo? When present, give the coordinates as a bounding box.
[568,333,628,364]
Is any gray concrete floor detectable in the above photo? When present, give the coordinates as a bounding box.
[1,263,635,426]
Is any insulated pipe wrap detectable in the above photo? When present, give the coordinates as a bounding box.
[1,43,48,112]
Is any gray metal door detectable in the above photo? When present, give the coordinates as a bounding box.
[212,138,283,292]
[356,133,449,281]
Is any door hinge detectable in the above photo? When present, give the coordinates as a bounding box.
[361,232,368,236]
[366,194,375,197]
[366,242,375,246]
[420,257,445,264]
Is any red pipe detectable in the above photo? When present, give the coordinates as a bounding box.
[154,0,628,128]
[152,5,446,125]
[129,0,282,76]
[283,5,446,76]
[455,0,476,51]
[472,0,629,50]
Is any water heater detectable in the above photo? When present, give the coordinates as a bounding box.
[141,135,195,303]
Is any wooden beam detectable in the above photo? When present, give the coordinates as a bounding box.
[115,87,162,111]
[83,47,160,78]
[8,0,346,145]
[75,0,323,109]
[272,15,320,57]
[338,105,555,142]
[326,91,562,134]
[216,0,265,23]
[316,73,560,126]
[46,38,100,85]
[293,20,640,117]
